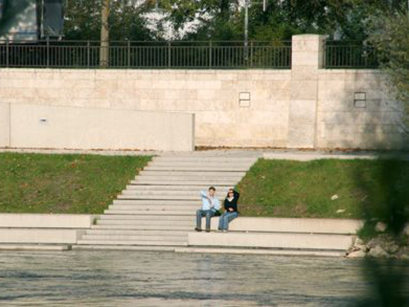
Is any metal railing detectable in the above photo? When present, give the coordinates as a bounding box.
[0,40,292,69]
[324,40,379,69]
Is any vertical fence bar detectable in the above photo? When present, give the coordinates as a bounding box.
[250,41,254,68]
[168,42,171,67]
[46,37,50,67]
[87,41,90,68]
[6,39,9,67]
[209,41,212,68]
[127,41,131,68]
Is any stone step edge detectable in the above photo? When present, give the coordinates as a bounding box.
[71,245,345,257]
[76,240,188,246]
[81,235,187,241]
[72,245,175,252]
[175,247,346,257]
[0,244,70,251]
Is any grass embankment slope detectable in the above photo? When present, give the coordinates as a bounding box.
[0,153,151,214]
[238,159,409,220]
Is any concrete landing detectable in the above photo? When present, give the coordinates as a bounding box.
[188,232,353,251]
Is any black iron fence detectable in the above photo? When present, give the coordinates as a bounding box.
[0,39,381,69]
[0,40,292,69]
[324,40,379,69]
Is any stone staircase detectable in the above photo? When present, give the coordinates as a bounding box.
[74,151,360,256]
[74,152,259,251]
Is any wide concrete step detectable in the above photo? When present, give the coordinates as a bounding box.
[139,171,246,177]
[126,185,231,191]
[86,229,188,236]
[104,209,194,216]
[81,234,187,242]
[97,219,194,226]
[91,224,193,231]
[188,232,353,251]
[143,166,251,172]
[99,214,192,221]
[113,199,198,205]
[117,194,221,201]
[73,245,176,252]
[148,161,254,167]
[202,217,363,234]
[152,157,257,163]
[121,190,230,197]
[134,175,243,181]
[77,239,188,246]
[130,179,238,185]
[109,204,199,211]
[0,228,84,244]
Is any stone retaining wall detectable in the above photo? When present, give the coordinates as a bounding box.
[0,35,407,150]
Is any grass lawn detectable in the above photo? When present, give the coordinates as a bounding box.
[237,158,409,220]
[0,153,151,214]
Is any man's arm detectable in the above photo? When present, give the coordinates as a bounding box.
[200,191,208,199]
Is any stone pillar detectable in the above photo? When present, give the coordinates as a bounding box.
[287,34,325,148]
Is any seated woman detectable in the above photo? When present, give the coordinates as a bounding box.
[218,188,239,232]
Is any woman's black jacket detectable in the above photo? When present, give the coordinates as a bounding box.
[224,190,240,213]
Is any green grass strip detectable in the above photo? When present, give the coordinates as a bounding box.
[237,159,409,220]
[0,153,151,214]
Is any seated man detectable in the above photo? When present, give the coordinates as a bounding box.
[195,186,220,232]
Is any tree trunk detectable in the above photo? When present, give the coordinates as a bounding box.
[100,0,110,67]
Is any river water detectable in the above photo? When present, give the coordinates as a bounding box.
[0,250,408,306]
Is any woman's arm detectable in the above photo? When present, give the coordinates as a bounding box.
[233,190,240,201]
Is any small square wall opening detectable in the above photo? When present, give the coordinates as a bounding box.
[239,92,251,108]
[354,92,366,108]
[354,92,366,101]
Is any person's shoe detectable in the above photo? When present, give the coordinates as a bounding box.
[222,230,228,233]
[195,227,202,232]
[205,229,211,233]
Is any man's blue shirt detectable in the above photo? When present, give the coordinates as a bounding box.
[200,191,220,211]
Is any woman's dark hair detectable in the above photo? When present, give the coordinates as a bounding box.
[209,186,216,192]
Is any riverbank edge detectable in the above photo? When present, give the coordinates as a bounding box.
[1,213,407,258]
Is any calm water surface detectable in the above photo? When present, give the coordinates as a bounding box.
[0,250,407,306]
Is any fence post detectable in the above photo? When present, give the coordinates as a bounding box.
[46,37,50,67]
[168,42,171,67]
[127,40,131,68]
[209,41,212,68]
[322,40,326,68]
[6,39,9,67]
[87,41,90,67]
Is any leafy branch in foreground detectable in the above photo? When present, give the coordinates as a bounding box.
[367,8,409,130]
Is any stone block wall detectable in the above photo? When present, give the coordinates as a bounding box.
[0,34,407,150]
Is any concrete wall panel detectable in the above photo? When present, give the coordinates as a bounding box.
[7,104,194,151]
[0,103,10,147]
